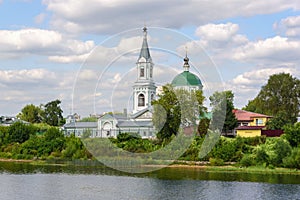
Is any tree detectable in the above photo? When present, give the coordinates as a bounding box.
[17,104,43,123]
[42,99,64,126]
[152,85,181,141]
[266,111,288,130]
[283,122,300,147]
[8,122,37,143]
[152,85,206,141]
[244,73,300,125]
[209,91,238,133]
[198,118,210,135]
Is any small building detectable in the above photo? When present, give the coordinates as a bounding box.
[0,116,29,126]
[233,109,272,137]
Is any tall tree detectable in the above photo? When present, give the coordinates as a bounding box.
[152,85,181,141]
[152,85,206,141]
[42,99,64,126]
[244,73,300,125]
[209,90,238,133]
[17,104,43,123]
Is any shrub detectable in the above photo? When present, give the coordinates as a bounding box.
[240,154,254,167]
[283,147,300,169]
[283,123,300,147]
[209,157,224,166]
[253,145,269,165]
[265,137,292,167]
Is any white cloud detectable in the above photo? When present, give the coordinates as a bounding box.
[35,13,47,24]
[233,36,300,63]
[0,28,95,62]
[227,66,300,108]
[0,68,56,84]
[43,0,300,34]
[275,15,300,37]
[196,23,240,42]
[0,68,73,115]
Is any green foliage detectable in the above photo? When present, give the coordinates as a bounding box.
[283,147,300,169]
[33,123,52,135]
[283,122,300,147]
[252,145,269,165]
[152,85,206,142]
[198,118,210,135]
[240,154,254,167]
[244,73,300,125]
[152,85,181,141]
[8,122,37,144]
[79,117,98,122]
[113,132,157,153]
[266,111,289,130]
[0,126,9,145]
[206,137,243,162]
[42,99,64,126]
[17,104,43,123]
[209,90,238,132]
[116,132,141,142]
[258,137,292,167]
[209,157,224,166]
[62,135,90,159]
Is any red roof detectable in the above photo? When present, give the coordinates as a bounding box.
[233,109,272,122]
[236,126,265,130]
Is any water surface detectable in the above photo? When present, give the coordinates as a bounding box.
[0,161,299,200]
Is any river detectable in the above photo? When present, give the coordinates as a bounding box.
[0,161,299,200]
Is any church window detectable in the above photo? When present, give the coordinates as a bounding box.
[140,68,145,77]
[138,94,145,107]
[151,94,154,101]
[150,68,153,78]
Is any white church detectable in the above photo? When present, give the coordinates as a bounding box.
[63,27,203,138]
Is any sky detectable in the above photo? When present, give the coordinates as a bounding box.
[0,0,300,117]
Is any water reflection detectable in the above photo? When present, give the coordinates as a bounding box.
[0,161,300,200]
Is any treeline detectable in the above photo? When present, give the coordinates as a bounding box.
[17,99,65,126]
[0,121,299,169]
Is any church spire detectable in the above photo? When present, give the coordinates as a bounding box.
[138,26,151,62]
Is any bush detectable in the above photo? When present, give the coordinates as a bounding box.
[283,147,300,169]
[240,154,254,167]
[265,137,292,167]
[253,145,269,165]
[283,123,300,147]
[209,158,224,166]
[8,122,37,144]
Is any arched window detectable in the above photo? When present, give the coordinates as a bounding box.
[138,94,145,107]
[151,94,154,101]
[140,67,145,77]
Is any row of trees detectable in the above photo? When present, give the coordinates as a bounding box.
[17,99,65,126]
[152,73,299,141]
[152,85,238,141]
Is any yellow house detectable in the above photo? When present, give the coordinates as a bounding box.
[233,109,272,137]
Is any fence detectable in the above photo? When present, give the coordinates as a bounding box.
[261,130,284,137]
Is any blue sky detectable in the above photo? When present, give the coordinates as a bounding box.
[0,0,300,117]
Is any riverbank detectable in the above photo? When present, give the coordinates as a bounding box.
[0,158,299,175]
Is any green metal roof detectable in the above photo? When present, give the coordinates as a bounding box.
[171,71,202,87]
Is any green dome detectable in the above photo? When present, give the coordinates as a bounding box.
[171,71,202,87]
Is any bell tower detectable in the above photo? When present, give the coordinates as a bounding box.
[132,27,156,114]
